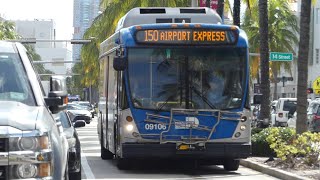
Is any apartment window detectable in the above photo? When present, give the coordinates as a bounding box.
[316,49,319,64]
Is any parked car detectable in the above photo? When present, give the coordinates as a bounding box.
[67,103,92,124]
[287,111,297,128]
[286,99,312,129]
[54,111,85,180]
[270,98,297,127]
[307,99,320,132]
[0,41,68,179]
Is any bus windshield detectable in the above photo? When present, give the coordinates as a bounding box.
[128,47,246,110]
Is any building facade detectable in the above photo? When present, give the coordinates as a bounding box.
[72,0,100,61]
[307,1,320,95]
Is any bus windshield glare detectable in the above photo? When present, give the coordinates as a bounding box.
[128,47,246,110]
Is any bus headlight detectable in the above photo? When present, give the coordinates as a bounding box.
[126,124,134,132]
[240,125,246,131]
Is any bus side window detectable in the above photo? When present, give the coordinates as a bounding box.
[120,74,128,109]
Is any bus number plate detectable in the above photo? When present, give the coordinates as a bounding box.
[144,123,166,130]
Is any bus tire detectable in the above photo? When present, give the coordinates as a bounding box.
[100,131,114,160]
[117,158,130,170]
[223,159,240,171]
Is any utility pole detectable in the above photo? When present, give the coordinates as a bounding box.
[191,0,198,7]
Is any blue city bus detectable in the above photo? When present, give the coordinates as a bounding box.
[97,7,251,170]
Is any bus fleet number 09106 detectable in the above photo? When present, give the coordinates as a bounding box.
[145,123,167,130]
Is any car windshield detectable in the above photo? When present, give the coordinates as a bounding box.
[0,52,35,106]
[67,104,87,110]
[128,47,246,110]
[78,102,92,108]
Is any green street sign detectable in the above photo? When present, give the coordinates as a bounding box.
[269,52,293,61]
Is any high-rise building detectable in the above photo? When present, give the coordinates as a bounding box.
[73,0,100,61]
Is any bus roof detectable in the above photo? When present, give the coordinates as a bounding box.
[115,7,222,32]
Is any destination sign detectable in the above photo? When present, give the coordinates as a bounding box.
[135,29,238,45]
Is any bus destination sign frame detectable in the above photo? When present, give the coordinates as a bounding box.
[134,28,238,45]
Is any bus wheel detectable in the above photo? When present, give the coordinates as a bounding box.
[117,158,130,170]
[223,159,240,171]
[100,131,114,160]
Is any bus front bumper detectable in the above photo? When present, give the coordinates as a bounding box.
[121,143,251,159]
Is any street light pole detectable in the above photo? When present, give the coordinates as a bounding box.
[191,0,198,7]
[6,39,93,44]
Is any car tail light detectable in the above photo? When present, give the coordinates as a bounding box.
[278,113,283,118]
[313,114,320,121]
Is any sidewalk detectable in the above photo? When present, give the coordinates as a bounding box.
[240,157,320,180]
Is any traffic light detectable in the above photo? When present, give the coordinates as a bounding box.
[307,88,313,94]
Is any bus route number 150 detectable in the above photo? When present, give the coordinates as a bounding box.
[145,123,167,130]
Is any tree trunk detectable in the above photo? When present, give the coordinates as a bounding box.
[233,0,241,27]
[217,0,224,19]
[272,67,278,100]
[206,0,210,7]
[296,1,311,134]
[258,0,270,122]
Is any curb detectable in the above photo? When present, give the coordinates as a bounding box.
[240,159,311,180]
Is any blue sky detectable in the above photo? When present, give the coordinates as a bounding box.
[0,0,73,39]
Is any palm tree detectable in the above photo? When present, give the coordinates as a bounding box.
[296,1,312,134]
[0,18,18,40]
[242,0,299,100]
[233,0,241,26]
[258,0,270,123]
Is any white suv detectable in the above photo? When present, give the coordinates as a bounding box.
[271,98,297,127]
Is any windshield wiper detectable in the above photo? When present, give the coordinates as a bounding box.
[190,86,217,109]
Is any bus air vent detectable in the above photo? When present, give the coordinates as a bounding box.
[180,9,206,14]
[156,18,173,23]
[140,8,166,14]
[174,18,191,23]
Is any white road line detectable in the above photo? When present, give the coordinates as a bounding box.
[81,149,96,179]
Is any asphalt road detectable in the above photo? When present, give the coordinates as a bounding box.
[77,117,279,180]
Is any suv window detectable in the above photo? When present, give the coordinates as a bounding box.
[283,101,296,111]
[0,52,36,106]
[57,112,71,128]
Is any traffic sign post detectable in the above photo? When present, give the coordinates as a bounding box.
[269,52,293,61]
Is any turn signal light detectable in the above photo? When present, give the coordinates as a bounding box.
[126,116,133,122]
[38,163,51,177]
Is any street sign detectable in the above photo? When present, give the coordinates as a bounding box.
[253,83,261,94]
[269,52,293,61]
[312,77,320,94]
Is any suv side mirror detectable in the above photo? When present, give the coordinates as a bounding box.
[73,120,86,128]
[113,57,127,71]
[45,76,68,114]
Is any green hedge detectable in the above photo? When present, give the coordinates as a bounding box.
[251,127,294,157]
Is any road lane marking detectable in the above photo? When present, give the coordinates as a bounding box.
[81,149,95,179]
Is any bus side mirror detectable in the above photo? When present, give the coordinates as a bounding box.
[253,94,262,105]
[113,57,127,71]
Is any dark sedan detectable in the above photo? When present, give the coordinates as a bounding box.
[54,111,85,180]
